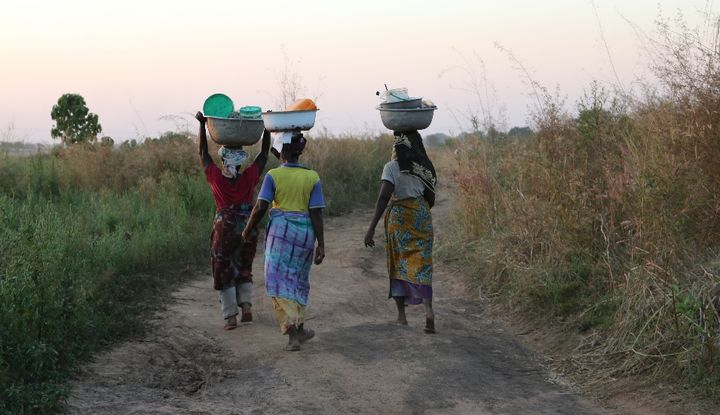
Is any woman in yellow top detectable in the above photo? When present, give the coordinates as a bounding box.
[242,131,325,351]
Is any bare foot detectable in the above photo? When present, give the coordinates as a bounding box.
[224,315,238,330]
[285,340,301,351]
[424,317,436,334]
[285,326,302,351]
[298,328,315,343]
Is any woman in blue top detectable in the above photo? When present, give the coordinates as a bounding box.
[242,131,325,351]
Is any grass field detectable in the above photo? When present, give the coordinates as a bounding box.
[0,132,391,414]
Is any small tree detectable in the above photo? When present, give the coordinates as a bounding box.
[99,136,114,147]
[50,93,102,145]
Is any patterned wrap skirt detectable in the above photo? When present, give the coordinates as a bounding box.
[264,209,316,307]
[384,197,434,305]
[210,203,258,291]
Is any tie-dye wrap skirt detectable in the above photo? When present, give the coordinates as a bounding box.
[264,207,316,309]
[264,209,316,333]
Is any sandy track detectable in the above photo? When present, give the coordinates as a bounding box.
[68,197,607,414]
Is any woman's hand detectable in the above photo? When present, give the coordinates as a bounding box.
[364,228,375,248]
[195,111,206,124]
[365,181,393,248]
[314,246,325,265]
[241,227,251,242]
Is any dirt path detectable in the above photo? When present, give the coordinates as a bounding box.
[68,196,608,414]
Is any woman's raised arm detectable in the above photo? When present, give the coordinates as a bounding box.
[255,129,271,172]
[196,111,212,168]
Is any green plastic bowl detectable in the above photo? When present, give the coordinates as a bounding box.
[239,105,262,119]
[203,93,234,118]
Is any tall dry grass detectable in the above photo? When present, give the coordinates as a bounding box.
[302,134,394,215]
[446,18,720,396]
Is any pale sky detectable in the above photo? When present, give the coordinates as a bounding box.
[0,0,714,143]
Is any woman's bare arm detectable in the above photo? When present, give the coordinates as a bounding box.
[310,208,325,265]
[255,129,271,172]
[242,200,270,240]
[196,112,212,168]
[423,187,435,209]
[364,180,394,247]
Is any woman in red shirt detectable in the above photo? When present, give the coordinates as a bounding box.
[196,111,270,330]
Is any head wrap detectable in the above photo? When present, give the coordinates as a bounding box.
[393,131,437,193]
[218,146,248,178]
[272,131,306,158]
[272,132,292,155]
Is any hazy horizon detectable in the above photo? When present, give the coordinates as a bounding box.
[1,0,714,143]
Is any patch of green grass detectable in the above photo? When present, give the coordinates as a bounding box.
[0,178,214,414]
[0,133,388,413]
[530,273,588,318]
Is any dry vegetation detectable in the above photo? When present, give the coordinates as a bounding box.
[442,16,720,399]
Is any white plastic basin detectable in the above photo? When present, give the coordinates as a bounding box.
[261,109,318,132]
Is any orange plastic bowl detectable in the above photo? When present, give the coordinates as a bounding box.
[287,98,317,111]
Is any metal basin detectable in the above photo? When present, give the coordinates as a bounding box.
[378,107,436,131]
[207,117,264,146]
[378,98,423,109]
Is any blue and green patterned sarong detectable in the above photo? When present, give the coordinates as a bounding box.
[264,209,315,306]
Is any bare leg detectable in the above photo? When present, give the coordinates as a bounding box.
[423,298,436,334]
[394,297,408,325]
[285,325,301,351]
